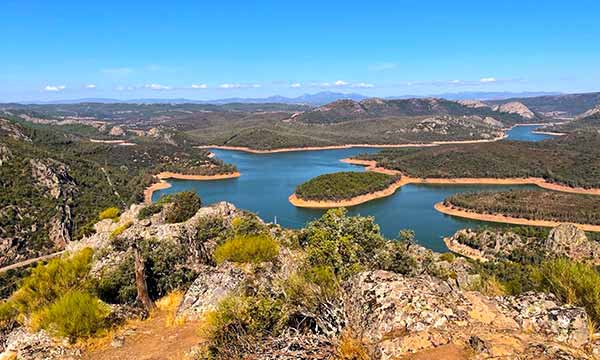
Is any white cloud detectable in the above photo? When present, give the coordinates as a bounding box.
[480,77,497,83]
[334,80,348,86]
[144,84,172,90]
[450,80,462,84]
[290,83,302,88]
[219,83,260,89]
[85,84,97,89]
[101,67,133,76]
[352,82,374,88]
[44,85,66,92]
[191,84,208,89]
[219,83,242,89]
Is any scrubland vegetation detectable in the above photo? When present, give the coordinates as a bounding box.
[445,190,600,225]
[357,133,600,188]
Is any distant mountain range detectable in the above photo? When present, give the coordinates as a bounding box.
[17,91,562,106]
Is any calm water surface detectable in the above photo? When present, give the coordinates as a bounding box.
[154,125,552,252]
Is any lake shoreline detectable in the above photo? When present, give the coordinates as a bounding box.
[288,158,600,209]
[143,171,241,204]
[434,202,600,232]
[342,159,600,196]
[196,134,509,154]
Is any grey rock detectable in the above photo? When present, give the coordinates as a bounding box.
[176,262,248,320]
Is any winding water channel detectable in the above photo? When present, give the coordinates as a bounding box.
[154,125,554,251]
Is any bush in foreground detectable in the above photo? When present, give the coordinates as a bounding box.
[137,203,163,220]
[33,290,109,340]
[536,258,600,323]
[163,191,202,223]
[199,295,283,358]
[97,238,197,304]
[214,234,279,264]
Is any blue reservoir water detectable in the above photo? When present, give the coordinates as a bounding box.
[154,125,552,252]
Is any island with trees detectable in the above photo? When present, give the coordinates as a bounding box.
[290,171,403,208]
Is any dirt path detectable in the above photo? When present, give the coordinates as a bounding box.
[83,311,202,360]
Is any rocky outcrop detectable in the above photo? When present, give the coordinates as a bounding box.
[446,225,600,264]
[1,328,81,360]
[176,263,248,320]
[481,116,504,128]
[109,126,125,137]
[75,201,239,265]
[457,99,490,109]
[0,119,31,142]
[578,105,600,119]
[494,101,536,119]
[0,145,11,166]
[29,159,77,248]
[29,159,76,200]
[342,271,591,359]
[546,223,600,263]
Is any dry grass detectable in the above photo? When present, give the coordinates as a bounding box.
[336,331,371,360]
[80,291,187,353]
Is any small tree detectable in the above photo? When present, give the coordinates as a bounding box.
[398,229,416,250]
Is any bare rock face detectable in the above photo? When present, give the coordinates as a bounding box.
[457,99,490,109]
[109,126,125,136]
[1,328,81,360]
[0,144,12,166]
[342,271,591,359]
[28,159,77,248]
[447,225,600,265]
[0,119,31,142]
[176,262,248,320]
[482,116,504,128]
[29,159,76,200]
[445,228,526,261]
[494,101,536,119]
[546,224,600,263]
[577,105,600,119]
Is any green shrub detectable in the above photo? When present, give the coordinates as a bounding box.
[109,221,133,240]
[536,258,600,323]
[99,207,120,222]
[303,208,386,279]
[163,191,201,223]
[97,239,196,304]
[137,203,163,220]
[200,295,283,358]
[381,242,417,275]
[304,265,338,298]
[196,215,227,243]
[75,220,97,240]
[214,235,279,264]
[230,213,267,237]
[11,248,94,314]
[0,301,17,328]
[33,290,109,340]
[439,253,455,263]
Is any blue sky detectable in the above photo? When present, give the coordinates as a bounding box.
[2,0,599,101]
